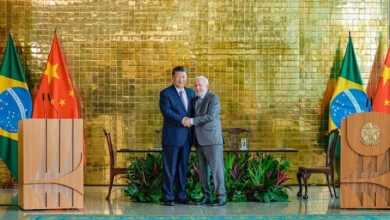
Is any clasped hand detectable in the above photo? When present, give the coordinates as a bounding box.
[182,117,191,127]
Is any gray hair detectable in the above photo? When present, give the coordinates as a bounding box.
[195,76,209,85]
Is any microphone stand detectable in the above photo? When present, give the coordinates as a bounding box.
[42,93,48,173]
[48,93,61,173]
[42,93,46,118]
[47,93,59,119]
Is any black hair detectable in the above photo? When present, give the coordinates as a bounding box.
[172,66,188,76]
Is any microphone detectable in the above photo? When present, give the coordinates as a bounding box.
[42,93,46,118]
[47,93,59,119]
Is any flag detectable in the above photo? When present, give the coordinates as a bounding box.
[329,34,370,159]
[32,33,86,166]
[372,46,390,113]
[32,33,78,118]
[0,34,33,181]
[329,35,370,132]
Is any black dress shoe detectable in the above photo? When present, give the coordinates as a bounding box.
[196,197,213,205]
[211,199,227,206]
[176,199,194,205]
[163,201,174,206]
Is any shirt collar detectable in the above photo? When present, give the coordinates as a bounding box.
[175,86,185,94]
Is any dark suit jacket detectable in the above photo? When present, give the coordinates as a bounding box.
[159,84,195,147]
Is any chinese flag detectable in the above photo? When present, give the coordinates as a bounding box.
[32,33,86,166]
[373,47,390,113]
[32,34,78,118]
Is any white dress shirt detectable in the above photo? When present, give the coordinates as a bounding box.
[175,87,189,111]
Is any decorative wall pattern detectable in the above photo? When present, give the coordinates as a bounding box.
[0,0,387,185]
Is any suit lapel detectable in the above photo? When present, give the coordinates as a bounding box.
[196,90,210,114]
[184,87,193,114]
[184,87,192,99]
[192,96,198,109]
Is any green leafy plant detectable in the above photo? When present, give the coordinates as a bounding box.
[224,153,251,202]
[124,152,291,203]
[186,154,203,201]
[124,154,163,203]
[246,153,291,202]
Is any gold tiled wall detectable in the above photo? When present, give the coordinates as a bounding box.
[0,0,387,185]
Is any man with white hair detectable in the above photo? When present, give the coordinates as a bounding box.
[182,76,226,206]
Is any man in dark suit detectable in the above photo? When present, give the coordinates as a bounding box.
[183,76,227,206]
[159,66,195,206]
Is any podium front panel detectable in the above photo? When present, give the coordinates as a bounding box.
[341,112,390,209]
[18,119,83,210]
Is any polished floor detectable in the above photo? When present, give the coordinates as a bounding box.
[0,186,389,218]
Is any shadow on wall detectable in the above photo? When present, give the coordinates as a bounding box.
[317,38,341,153]
[366,32,385,100]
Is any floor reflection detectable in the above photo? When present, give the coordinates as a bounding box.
[0,186,389,218]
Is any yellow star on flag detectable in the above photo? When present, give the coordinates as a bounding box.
[381,65,390,86]
[59,99,66,106]
[384,99,390,106]
[69,90,75,97]
[50,99,55,105]
[44,62,60,84]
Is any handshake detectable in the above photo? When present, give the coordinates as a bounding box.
[182,117,192,127]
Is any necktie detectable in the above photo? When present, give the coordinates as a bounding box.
[179,90,187,111]
[195,96,202,111]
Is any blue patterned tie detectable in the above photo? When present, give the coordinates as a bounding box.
[179,90,187,111]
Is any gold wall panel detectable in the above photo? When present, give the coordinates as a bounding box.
[0,0,387,185]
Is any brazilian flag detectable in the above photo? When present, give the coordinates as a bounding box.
[329,35,370,158]
[0,34,32,181]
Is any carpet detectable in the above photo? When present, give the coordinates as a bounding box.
[23,214,390,220]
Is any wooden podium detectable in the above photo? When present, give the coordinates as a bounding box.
[18,119,84,210]
[340,112,390,209]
